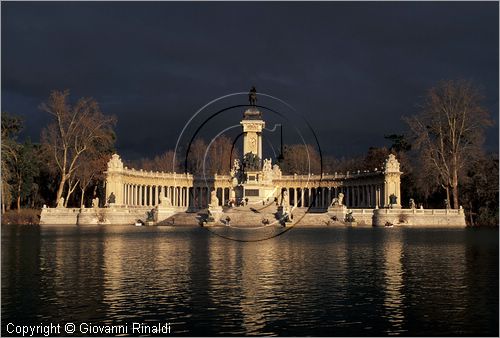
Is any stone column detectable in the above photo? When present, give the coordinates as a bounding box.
[258,133,263,161]
[222,188,225,206]
[362,185,365,208]
[105,154,125,205]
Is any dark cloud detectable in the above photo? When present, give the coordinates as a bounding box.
[2,2,498,160]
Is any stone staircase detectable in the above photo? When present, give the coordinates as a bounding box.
[154,205,347,227]
[156,212,203,226]
[222,204,281,227]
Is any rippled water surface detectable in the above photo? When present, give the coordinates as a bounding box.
[2,225,498,336]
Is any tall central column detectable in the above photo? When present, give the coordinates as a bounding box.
[240,109,265,159]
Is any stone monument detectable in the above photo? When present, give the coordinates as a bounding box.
[92,197,99,208]
[383,154,402,208]
[205,190,223,226]
[154,192,176,223]
[277,190,293,225]
[328,192,347,222]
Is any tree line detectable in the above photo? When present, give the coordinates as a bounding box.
[1,80,497,225]
[2,90,116,212]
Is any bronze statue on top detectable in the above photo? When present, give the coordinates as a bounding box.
[249,86,257,106]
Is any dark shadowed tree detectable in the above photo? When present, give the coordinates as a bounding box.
[384,134,412,153]
[281,144,321,174]
[186,138,207,175]
[322,155,364,174]
[404,80,493,209]
[155,150,179,172]
[461,153,499,226]
[363,147,390,171]
[7,140,40,211]
[75,152,112,208]
[1,112,22,212]
[40,90,116,206]
[207,136,238,175]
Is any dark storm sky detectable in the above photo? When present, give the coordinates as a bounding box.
[2,1,499,160]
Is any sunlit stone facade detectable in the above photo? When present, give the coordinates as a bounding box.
[40,108,466,226]
[104,110,403,211]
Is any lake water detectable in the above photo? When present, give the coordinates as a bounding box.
[2,225,498,336]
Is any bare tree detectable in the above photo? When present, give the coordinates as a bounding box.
[75,152,110,208]
[208,135,238,175]
[405,80,493,209]
[1,113,23,212]
[40,90,116,206]
[281,144,321,174]
[153,150,178,172]
[186,138,207,175]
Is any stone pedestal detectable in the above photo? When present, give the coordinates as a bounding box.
[77,207,106,225]
[154,205,176,223]
[328,205,347,222]
[205,205,224,226]
[277,205,293,225]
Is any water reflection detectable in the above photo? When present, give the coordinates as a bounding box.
[1,226,498,336]
[382,231,405,335]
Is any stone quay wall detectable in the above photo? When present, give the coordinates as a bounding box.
[40,205,466,227]
[372,208,467,227]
